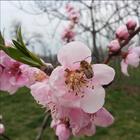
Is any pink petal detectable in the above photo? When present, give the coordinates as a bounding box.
[92,64,115,86]
[80,86,105,113]
[94,107,114,127]
[131,47,140,56]
[30,81,50,106]
[58,41,91,69]
[49,66,68,97]
[126,52,140,67]
[121,60,129,76]
[74,123,96,136]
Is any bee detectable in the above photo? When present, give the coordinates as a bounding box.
[80,60,93,79]
[74,56,94,79]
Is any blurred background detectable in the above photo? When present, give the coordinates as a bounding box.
[0,0,140,140]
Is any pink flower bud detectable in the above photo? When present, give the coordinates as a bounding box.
[116,25,129,40]
[108,39,120,52]
[56,124,71,140]
[0,123,5,135]
[126,19,137,30]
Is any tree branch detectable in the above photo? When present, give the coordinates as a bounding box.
[104,26,140,64]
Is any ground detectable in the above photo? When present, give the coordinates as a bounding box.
[0,65,140,140]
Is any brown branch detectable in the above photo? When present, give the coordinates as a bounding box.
[104,26,140,64]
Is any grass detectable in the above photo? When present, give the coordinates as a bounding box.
[0,65,140,140]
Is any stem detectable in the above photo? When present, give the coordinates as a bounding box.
[104,26,140,64]
[35,112,50,140]
[1,134,11,140]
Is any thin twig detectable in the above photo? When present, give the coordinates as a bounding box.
[35,111,50,140]
[1,134,11,140]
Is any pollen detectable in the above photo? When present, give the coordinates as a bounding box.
[65,69,88,97]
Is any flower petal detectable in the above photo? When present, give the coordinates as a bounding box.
[30,81,50,106]
[92,64,115,86]
[121,60,129,76]
[94,107,114,127]
[49,66,68,97]
[58,41,91,69]
[126,52,140,67]
[80,86,105,113]
[131,47,140,56]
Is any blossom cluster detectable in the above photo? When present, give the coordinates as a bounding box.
[31,41,115,140]
[61,4,80,43]
[108,19,140,76]
[0,48,47,94]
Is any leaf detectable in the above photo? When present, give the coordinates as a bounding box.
[0,31,5,45]
[21,57,41,67]
[2,47,41,67]
[16,27,26,48]
[12,40,30,57]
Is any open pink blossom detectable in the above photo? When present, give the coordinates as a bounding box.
[126,19,137,30]
[0,51,47,94]
[116,25,129,40]
[0,123,5,134]
[30,77,114,139]
[108,39,120,52]
[121,47,140,76]
[51,107,114,138]
[49,41,115,113]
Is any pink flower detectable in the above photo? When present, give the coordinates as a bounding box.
[66,4,80,23]
[51,107,114,138]
[0,123,5,134]
[30,76,114,138]
[0,51,47,94]
[108,39,120,52]
[66,4,74,13]
[116,25,129,40]
[126,19,137,30]
[49,41,115,113]
[61,28,75,43]
[56,124,71,140]
[121,47,140,76]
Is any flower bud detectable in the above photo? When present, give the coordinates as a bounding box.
[56,124,71,140]
[108,39,120,52]
[116,25,129,40]
[126,19,137,30]
[0,123,5,135]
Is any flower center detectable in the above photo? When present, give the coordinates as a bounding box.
[65,68,91,97]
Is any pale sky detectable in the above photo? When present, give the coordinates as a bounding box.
[1,1,139,55]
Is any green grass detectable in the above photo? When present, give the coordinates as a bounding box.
[0,65,140,140]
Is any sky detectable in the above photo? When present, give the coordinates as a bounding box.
[1,1,139,55]
[0,1,66,55]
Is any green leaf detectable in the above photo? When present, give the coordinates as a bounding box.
[0,31,5,45]
[21,57,41,67]
[17,27,26,48]
[12,40,30,57]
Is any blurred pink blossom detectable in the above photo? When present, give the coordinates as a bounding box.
[66,4,80,23]
[61,28,75,43]
[116,25,129,40]
[121,47,140,76]
[0,51,47,94]
[0,123,5,134]
[108,39,120,52]
[126,19,137,30]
